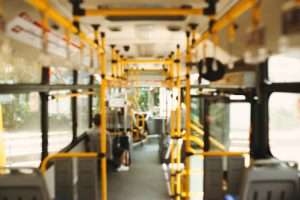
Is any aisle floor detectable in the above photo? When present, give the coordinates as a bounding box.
[107,141,169,200]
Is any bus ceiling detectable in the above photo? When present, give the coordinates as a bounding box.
[1,0,298,73]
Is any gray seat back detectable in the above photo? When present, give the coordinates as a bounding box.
[55,159,73,200]
[0,168,50,200]
[78,158,98,200]
[239,159,299,200]
[227,156,245,195]
[204,156,223,200]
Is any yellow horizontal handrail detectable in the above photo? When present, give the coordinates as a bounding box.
[118,60,172,65]
[189,122,225,151]
[85,8,204,16]
[183,135,204,149]
[50,91,95,100]
[191,120,204,129]
[126,69,164,73]
[40,152,98,174]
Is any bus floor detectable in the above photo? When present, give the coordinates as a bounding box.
[106,140,169,200]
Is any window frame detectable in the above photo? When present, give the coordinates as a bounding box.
[0,66,99,165]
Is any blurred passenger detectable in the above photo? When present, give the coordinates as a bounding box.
[87,114,113,161]
[113,133,130,172]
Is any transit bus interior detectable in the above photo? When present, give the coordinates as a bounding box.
[0,0,300,200]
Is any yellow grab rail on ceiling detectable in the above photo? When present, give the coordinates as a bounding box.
[85,8,204,16]
[25,0,103,53]
[191,0,259,48]
[118,59,172,65]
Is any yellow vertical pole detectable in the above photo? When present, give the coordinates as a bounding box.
[0,0,3,17]
[135,70,139,108]
[100,32,107,200]
[120,58,124,80]
[110,45,115,77]
[175,45,181,200]
[121,64,125,79]
[129,69,134,133]
[185,31,192,200]
[170,52,175,197]
[0,104,7,170]
[120,56,124,79]
[115,50,120,79]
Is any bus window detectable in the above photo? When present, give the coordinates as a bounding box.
[0,92,41,167]
[92,92,100,114]
[268,55,300,83]
[209,102,251,151]
[77,94,89,135]
[209,102,230,151]
[0,57,41,84]
[78,71,91,85]
[269,93,300,169]
[138,87,149,112]
[209,102,250,166]
[50,66,73,85]
[229,103,250,153]
[191,97,202,126]
[48,90,72,153]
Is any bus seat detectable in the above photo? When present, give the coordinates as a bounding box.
[78,158,98,200]
[227,156,245,195]
[239,159,299,200]
[0,168,51,200]
[55,159,73,200]
[204,156,224,200]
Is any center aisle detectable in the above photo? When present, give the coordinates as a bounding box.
[107,140,169,200]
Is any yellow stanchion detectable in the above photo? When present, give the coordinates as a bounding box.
[184,31,192,200]
[116,50,120,79]
[111,46,115,78]
[170,53,175,197]
[175,45,181,200]
[40,152,98,174]
[100,32,107,200]
[135,70,139,104]
[0,104,7,172]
